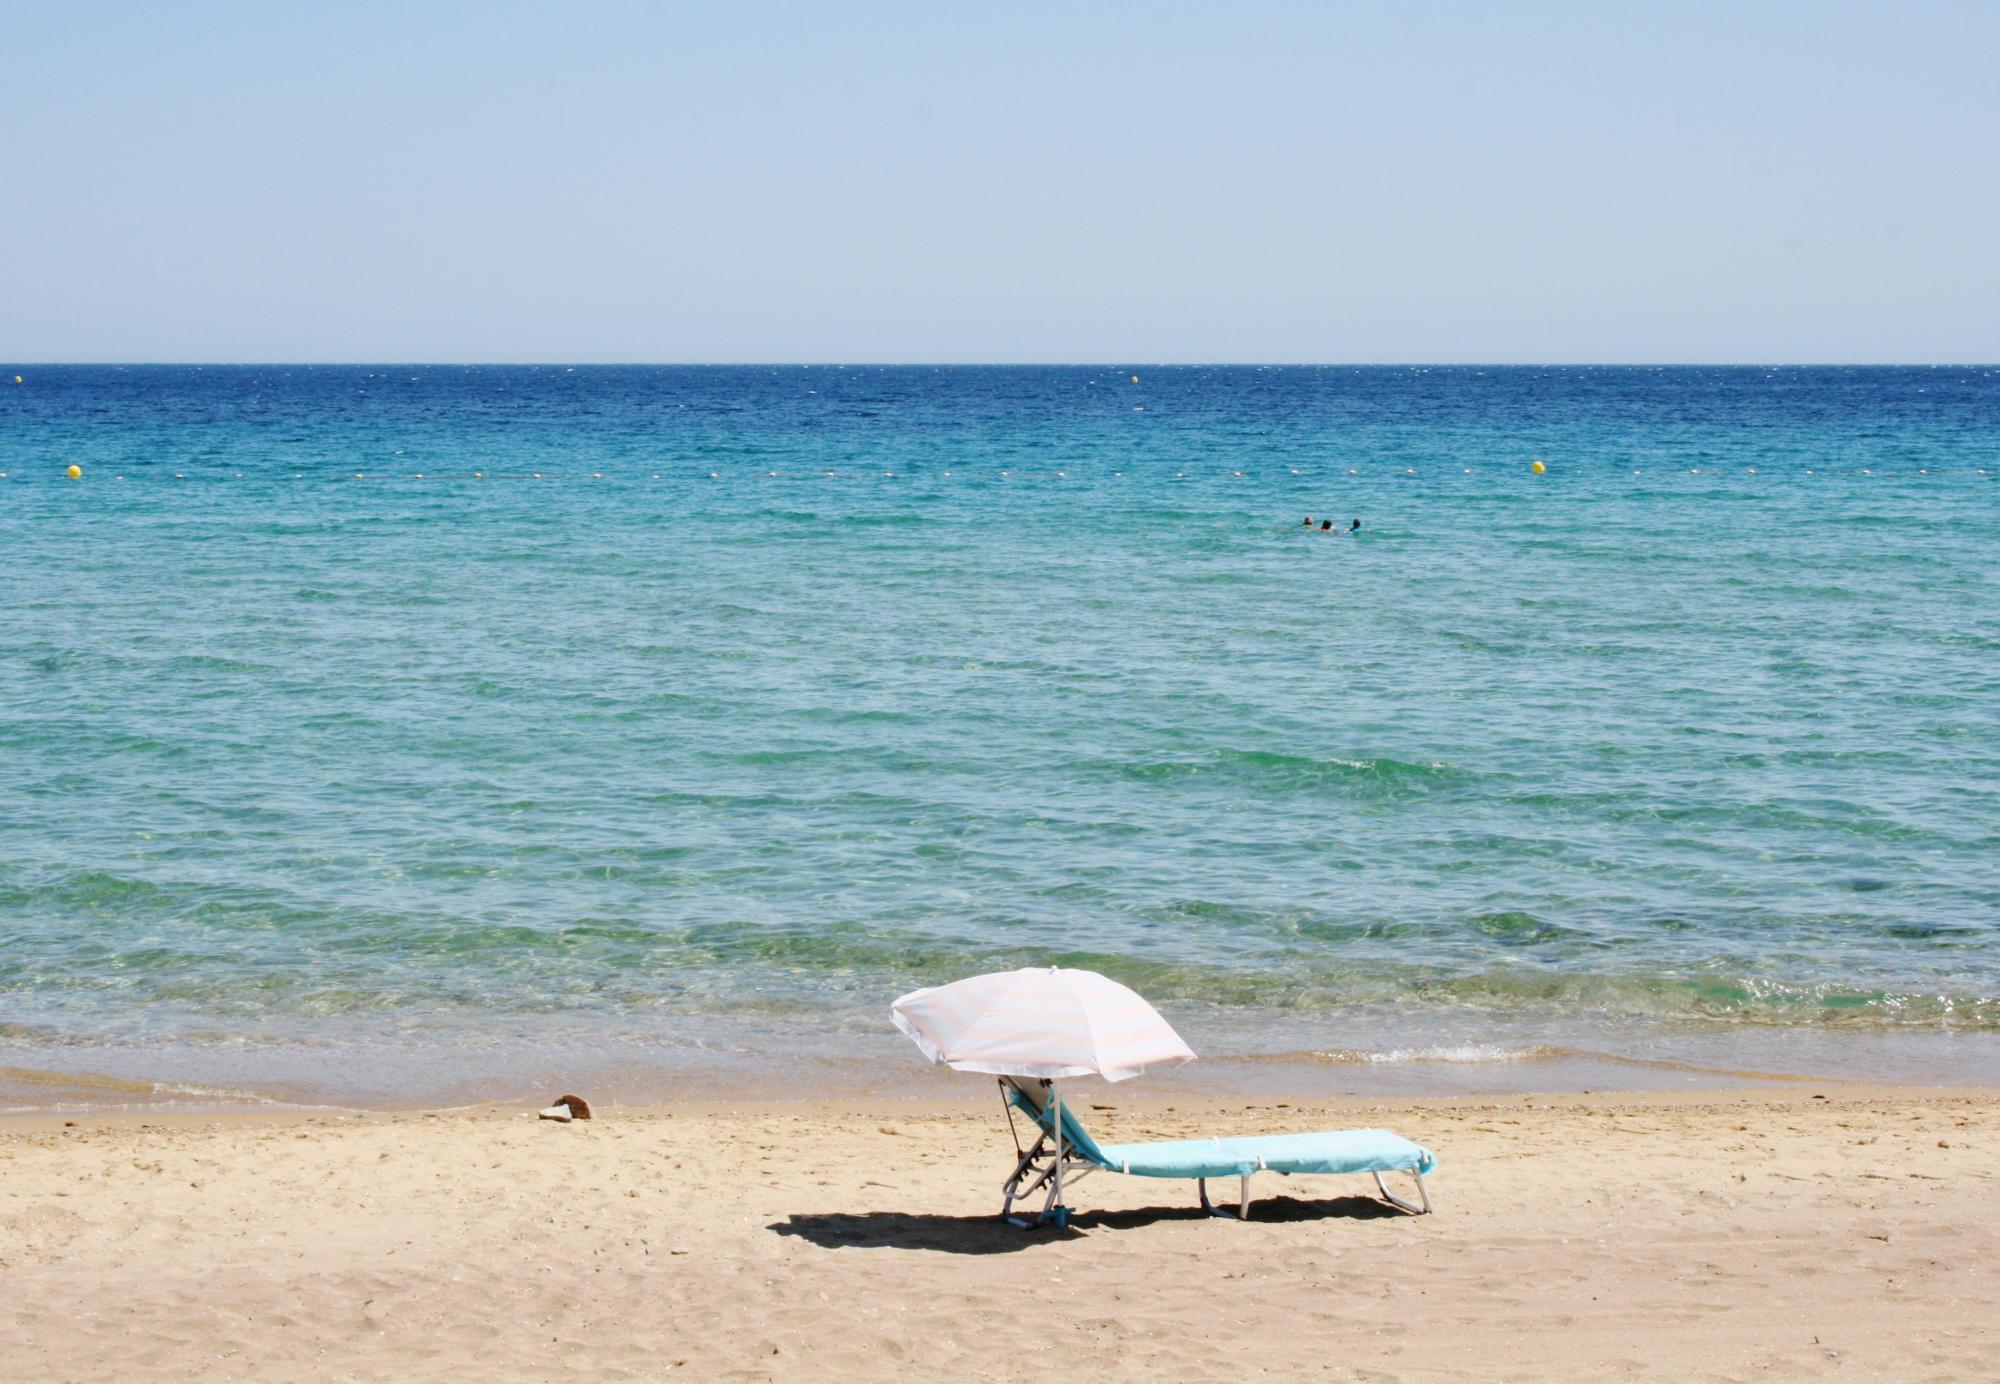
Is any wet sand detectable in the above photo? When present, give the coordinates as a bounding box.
[3,1088,1995,1381]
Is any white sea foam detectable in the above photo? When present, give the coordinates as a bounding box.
[1307,1044,1560,1066]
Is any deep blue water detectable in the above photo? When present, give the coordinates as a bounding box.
[2,366,1997,1105]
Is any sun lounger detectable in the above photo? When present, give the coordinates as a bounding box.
[997,1076,1436,1226]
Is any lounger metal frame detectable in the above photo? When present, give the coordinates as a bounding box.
[1197,1167,1432,1219]
[999,1078,1434,1227]
[999,1079,1096,1228]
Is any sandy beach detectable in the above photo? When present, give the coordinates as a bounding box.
[3,1086,1993,1381]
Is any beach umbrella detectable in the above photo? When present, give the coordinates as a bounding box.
[890,966,1196,1082]
[891,966,1196,1220]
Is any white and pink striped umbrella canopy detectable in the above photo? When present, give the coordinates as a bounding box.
[891,967,1197,1082]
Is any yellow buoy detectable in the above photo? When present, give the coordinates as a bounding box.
[1531,459,1547,475]
[66,464,82,479]
[12,375,21,384]
[1130,374,1140,384]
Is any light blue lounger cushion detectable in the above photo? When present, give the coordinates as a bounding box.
[1093,1129,1436,1180]
[1006,1086,1435,1180]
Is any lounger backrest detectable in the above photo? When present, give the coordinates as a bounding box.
[1000,1076,1112,1168]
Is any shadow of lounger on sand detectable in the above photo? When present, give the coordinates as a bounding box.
[769,1195,1408,1254]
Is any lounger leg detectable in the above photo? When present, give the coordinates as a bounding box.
[1372,1169,1432,1215]
[1006,1158,1080,1230]
[1001,1135,1049,1224]
[1004,1152,1094,1230]
[1006,1168,1050,1223]
[1198,1177,1252,1220]
[1003,1165,1050,1227]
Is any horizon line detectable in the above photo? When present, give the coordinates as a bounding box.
[8,360,1997,370]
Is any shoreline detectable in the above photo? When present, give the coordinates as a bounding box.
[7,1079,2000,1130]
[10,1023,2000,1117]
[5,1086,1994,1379]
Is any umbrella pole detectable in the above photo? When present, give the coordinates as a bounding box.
[1050,1079,1064,1224]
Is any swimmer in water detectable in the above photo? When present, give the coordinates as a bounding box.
[1320,519,1333,532]
[1350,518,1362,534]
[1302,516,1315,528]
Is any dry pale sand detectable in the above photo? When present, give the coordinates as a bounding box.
[2,1087,1995,1382]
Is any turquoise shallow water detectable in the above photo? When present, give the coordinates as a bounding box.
[2,366,1997,1106]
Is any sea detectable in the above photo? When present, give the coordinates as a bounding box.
[2,365,1996,1110]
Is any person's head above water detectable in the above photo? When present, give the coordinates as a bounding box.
[1302,516,1314,526]
[1320,519,1333,531]
[1350,518,1362,532]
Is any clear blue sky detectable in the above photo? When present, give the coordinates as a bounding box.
[5,1,1995,362]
